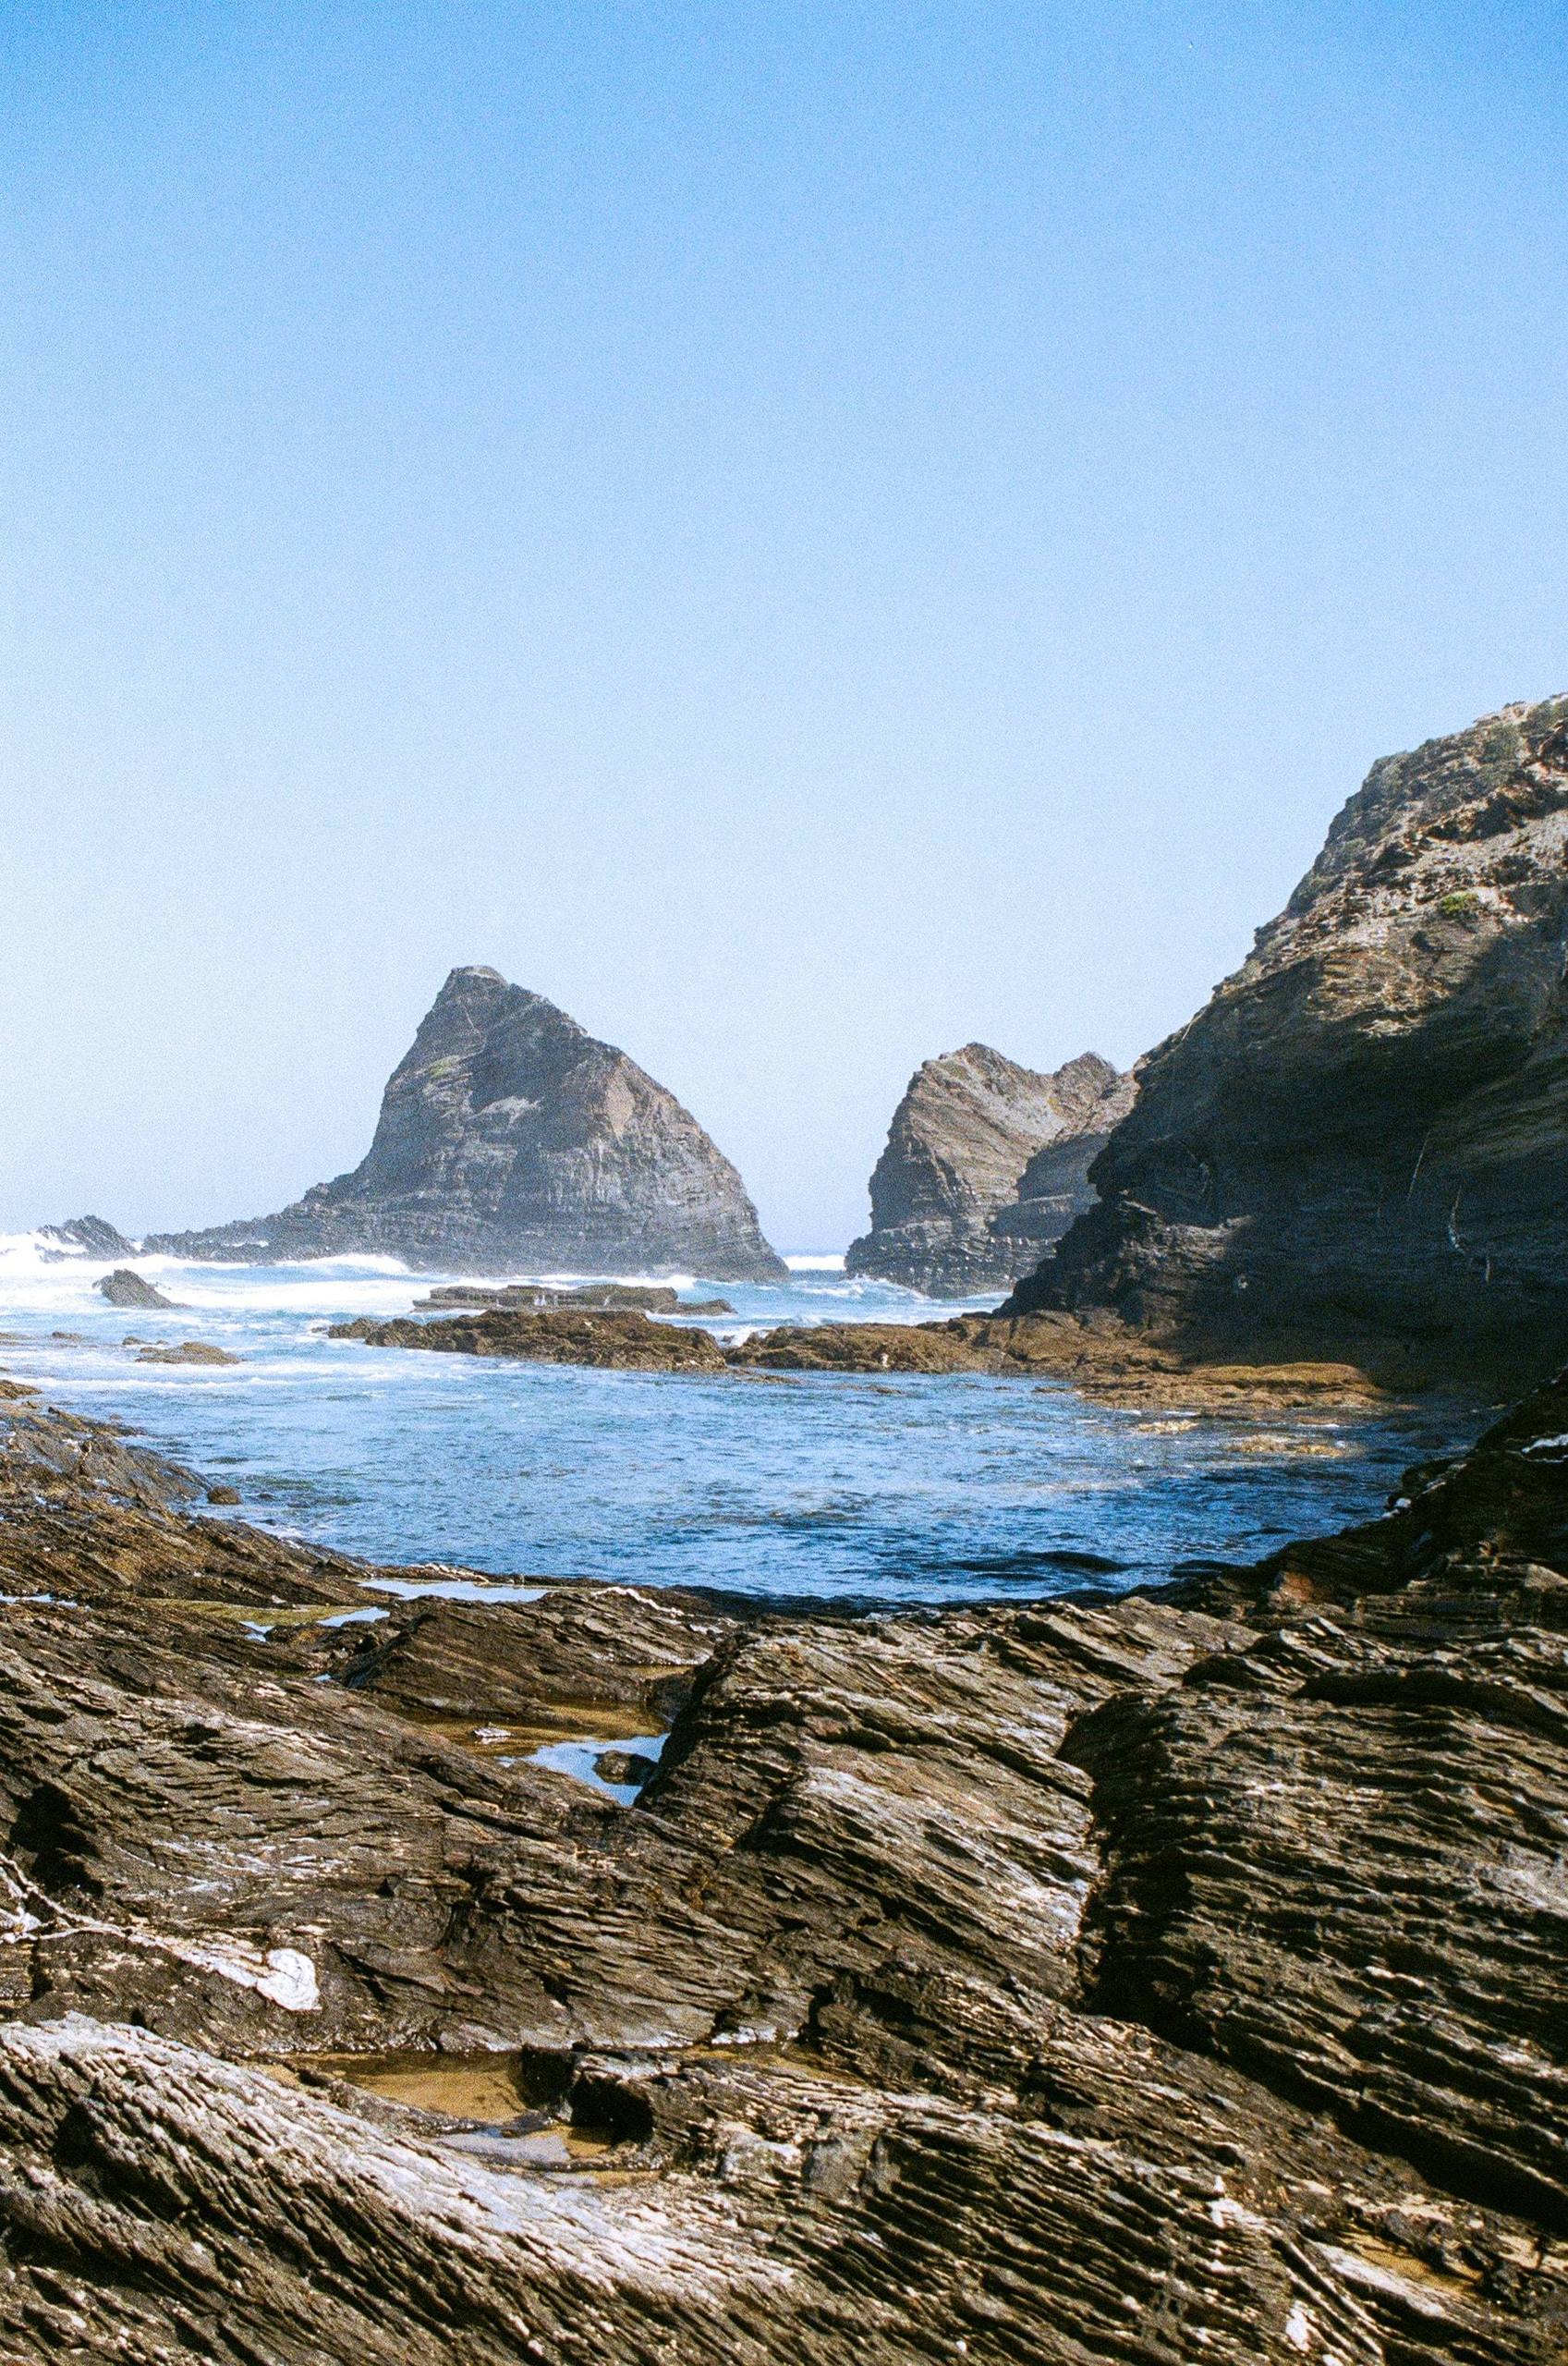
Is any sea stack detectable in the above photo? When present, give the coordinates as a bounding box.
[146,966,786,1282]
[1006,694,1568,1385]
[845,1043,1134,1295]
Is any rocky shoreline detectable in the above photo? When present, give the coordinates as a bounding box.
[328,1297,1398,1411]
[0,1363,1562,2361]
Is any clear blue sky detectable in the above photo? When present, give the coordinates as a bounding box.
[3,3,1564,1251]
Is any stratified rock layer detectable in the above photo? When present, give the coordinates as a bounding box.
[845,1044,1133,1295]
[0,1372,1563,2360]
[1008,697,1568,1384]
[145,966,785,1282]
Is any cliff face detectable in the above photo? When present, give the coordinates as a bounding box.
[845,1043,1132,1295]
[147,967,785,1281]
[1007,694,1568,1384]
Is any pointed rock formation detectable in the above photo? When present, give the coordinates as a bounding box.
[38,1215,135,1261]
[146,967,786,1281]
[1006,694,1568,1385]
[845,1043,1134,1295]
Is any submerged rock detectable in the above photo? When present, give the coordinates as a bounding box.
[845,1043,1134,1296]
[144,965,786,1282]
[0,1384,1562,2360]
[98,1267,176,1310]
[1008,695,1568,1388]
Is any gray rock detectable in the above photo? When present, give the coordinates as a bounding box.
[1008,694,1568,1387]
[145,966,786,1282]
[39,1214,134,1260]
[845,1043,1134,1295]
[97,1269,177,1310]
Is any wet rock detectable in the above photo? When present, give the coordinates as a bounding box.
[144,964,786,1282]
[845,1043,1134,1296]
[415,1281,685,1313]
[0,1386,1563,2360]
[332,1308,730,1370]
[726,1321,998,1372]
[135,1340,242,1365]
[38,1214,135,1260]
[98,1268,177,1310]
[594,1748,661,1787]
[1008,695,1568,1389]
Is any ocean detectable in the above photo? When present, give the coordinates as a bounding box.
[0,1234,1466,1606]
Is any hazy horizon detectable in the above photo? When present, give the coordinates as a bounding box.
[4,5,1565,1250]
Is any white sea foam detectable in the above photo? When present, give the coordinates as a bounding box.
[784,1253,846,1273]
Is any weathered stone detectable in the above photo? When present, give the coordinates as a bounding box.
[845,1043,1134,1296]
[1008,696,1568,1388]
[39,1214,135,1260]
[135,1340,243,1365]
[97,1268,176,1310]
[332,1307,730,1370]
[144,965,785,1281]
[0,1373,1561,2359]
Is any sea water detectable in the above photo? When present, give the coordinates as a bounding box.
[0,1234,1467,1606]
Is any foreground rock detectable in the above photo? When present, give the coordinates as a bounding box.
[845,1043,1134,1295]
[142,964,786,1281]
[0,1372,1562,2360]
[98,1267,176,1310]
[1009,696,1568,1390]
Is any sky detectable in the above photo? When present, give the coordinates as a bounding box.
[2,3,1565,1252]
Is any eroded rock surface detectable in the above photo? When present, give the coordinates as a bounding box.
[143,964,785,1281]
[0,1382,1562,2361]
[1008,696,1568,1387]
[845,1044,1133,1296]
[98,1268,176,1310]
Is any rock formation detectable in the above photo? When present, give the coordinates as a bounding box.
[144,966,785,1282]
[1007,695,1568,1387]
[98,1268,176,1310]
[39,1214,134,1260]
[0,1373,1562,2360]
[845,1045,1134,1296]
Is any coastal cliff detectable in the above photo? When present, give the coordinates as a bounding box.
[1007,695,1568,1385]
[0,1375,1562,2360]
[845,1043,1132,1295]
[146,966,785,1282]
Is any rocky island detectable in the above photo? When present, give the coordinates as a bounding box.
[141,965,786,1283]
[0,1348,1562,2361]
[845,1044,1134,1295]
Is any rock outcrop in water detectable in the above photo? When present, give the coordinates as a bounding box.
[39,1214,135,1260]
[845,1044,1134,1296]
[98,1268,176,1310]
[0,1366,1562,2360]
[143,966,785,1282]
[1007,695,1568,1387]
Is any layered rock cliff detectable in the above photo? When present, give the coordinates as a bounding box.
[845,1043,1133,1295]
[146,966,785,1281]
[0,1374,1562,2361]
[1008,695,1568,1385]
